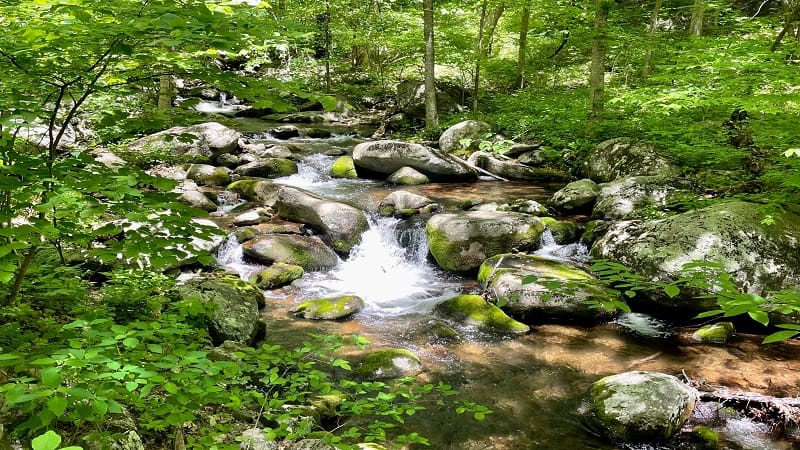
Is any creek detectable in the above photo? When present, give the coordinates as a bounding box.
[210,121,799,450]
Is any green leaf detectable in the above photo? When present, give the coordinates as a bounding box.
[164,382,179,394]
[47,396,68,416]
[125,381,138,392]
[663,285,680,298]
[122,337,140,348]
[695,309,724,319]
[332,359,351,371]
[747,310,769,327]
[762,330,799,344]
[31,431,61,450]
[40,367,62,387]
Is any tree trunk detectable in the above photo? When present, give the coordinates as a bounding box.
[473,1,489,112]
[423,0,439,128]
[589,0,609,121]
[157,74,173,110]
[324,0,332,93]
[690,0,705,36]
[518,0,531,89]
[642,0,662,78]
[484,3,506,56]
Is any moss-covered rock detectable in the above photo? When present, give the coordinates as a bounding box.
[234,158,298,178]
[690,426,719,449]
[242,234,339,271]
[582,137,680,183]
[497,199,548,216]
[591,176,677,220]
[691,322,735,344]
[426,211,546,272]
[549,178,600,213]
[438,120,493,154]
[378,191,432,218]
[387,166,430,185]
[540,217,581,244]
[127,122,240,162]
[186,164,232,186]
[251,263,305,289]
[579,371,697,443]
[434,294,529,334]
[291,295,365,320]
[227,179,280,206]
[330,156,358,179]
[354,348,423,381]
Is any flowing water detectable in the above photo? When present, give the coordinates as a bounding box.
[213,129,800,450]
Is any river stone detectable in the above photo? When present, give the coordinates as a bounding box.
[178,190,217,212]
[497,199,548,216]
[215,152,240,168]
[228,179,280,206]
[579,371,697,443]
[354,348,423,381]
[270,125,300,139]
[434,294,529,334]
[387,166,430,185]
[235,220,307,243]
[426,210,546,272]
[591,201,800,316]
[186,164,232,186]
[478,254,618,324]
[242,234,339,271]
[582,137,679,183]
[691,322,735,344]
[234,158,298,178]
[176,276,265,346]
[330,156,358,179]
[591,176,676,220]
[467,151,570,182]
[275,185,369,254]
[128,122,240,163]
[540,217,581,245]
[549,178,600,213]
[291,295,365,320]
[232,208,271,226]
[379,191,432,217]
[353,140,478,182]
[252,263,304,289]
[438,120,492,154]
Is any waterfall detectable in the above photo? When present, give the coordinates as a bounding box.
[534,227,590,263]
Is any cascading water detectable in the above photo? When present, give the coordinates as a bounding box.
[534,228,590,263]
[275,153,378,208]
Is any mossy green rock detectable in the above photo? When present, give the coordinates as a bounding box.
[251,263,304,289]
[234,158,298,178]
[580,371,697,443]
[354,348,423,381]
[291,295,365,320]
[549,178,600,213]
[242,234,338,271]
[540,217,580,244]
[434,294,529,334]
[690,425,719,449]
[478,254,619,324]
[227,179,280,206]
[691,322,735,344]
[426,211,546,272]
[387,166,429,185]
[186,164,232,186]
[330,156,358,178]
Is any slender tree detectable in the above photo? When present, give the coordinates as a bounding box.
[642,0,662,78]
[690,0,706,36]
[423,0,439,128]
[473,1,505,111]
[589,0,610,121]
[518,0,531,89]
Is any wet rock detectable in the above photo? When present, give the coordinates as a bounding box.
[497,199,548,216]
[434,294,529,334]
[305,128,332,139]
[186,164,232,186]
[438,120,492,154]
[478,254,618,324]
[591,176,676,220]
[178,190,217,212]
[270,125,300,139]
[215,152,240,168]
[379,191,432,217]
[689,425,719,450]
[353,140,477,182]
[467,151,570,182]
[232,208,271,226]
[275,185,369,254]
[691,322,735,344]
[426,210,546,272]
[228,179,280,206]
[128,122,240,163]
[549,178,600,214]
[251,263,304,289]
[579,371,697,443]
[330,156,358,179]
[176,276,265,346]
[582,137,679,183]
[234,158,298,178]
[540,217,581,245]
[243,234,339,271]
[354,348,423,381]
[387,166,430,185]
[235,220,307,243]
[291,295,365,320]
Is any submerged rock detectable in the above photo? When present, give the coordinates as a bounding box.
[579,371,697,443]
[251,263,304,289]
[549,178,600,213]
[354,347,423,381]
[582,137,679,182]
[434,294,530,334]
[353,140,477,182]
[242,234,339,271]
[291,295,365,320]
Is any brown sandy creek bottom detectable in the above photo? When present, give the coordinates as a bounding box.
[257,289,800,450]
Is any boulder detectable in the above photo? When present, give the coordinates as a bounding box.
[691,322,735,344]
[178,190,217,212]
[305,128,332,139]
[549,179,600,214]
[186,164,232,186]
[291,295,365,320]
[234,220,307,243]
[215,153,240,168]
[582,138,679,183]
[240,141,293,159]
[438,120,493,154]
[591,176,676,220]
[426,211,546,272]
[330,156,358,179]
[275,186,369,254]
[395,80,463,120]
[228,179,280,206]
[387,167,430,185]
[242,234,339,271]
[540,217,581,245]
[231,208,271,226]
[579,371,697,443]
[270,125,300,139]
[467,151,570,182]
[128,122,240,163]
[175,276,265,346]
[591,201,800,315]
[478,254,619,324]
[251,263,304,289]
[378,191,432,217]
[353,140,477,182]
[233,158,298,178]
[497,199,549,216]
[354,348,423,381]
[434,294,529,334]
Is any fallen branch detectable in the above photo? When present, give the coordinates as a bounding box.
[698,387,800,430]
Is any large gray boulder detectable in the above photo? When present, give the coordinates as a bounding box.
[591,176,676,220]
[478,254,619,324]
[467,151,570,182]
[378,191,432,217]
[175,276,265,346]
[426,211,546,272]
[591,201,800,315]
[439,120,492,154]
[275,186,369,254]
[242,234,339,271]
[128,122,240,163]
[395,80,463,120]
[579,371,697,443]
[353,140,477,182]
[186,164,232,186]
[582,138,679,183]
[549,179,600,213]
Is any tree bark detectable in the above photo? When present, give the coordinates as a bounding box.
[472,1,489,112]
[642,0,662,78]
[484,3,506,56]
[690,0,706,36]
[157,74,173,109]
[518,0,531,89]
[423,0,439,128]
[324,0,332,93]
[589,0,609,121]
